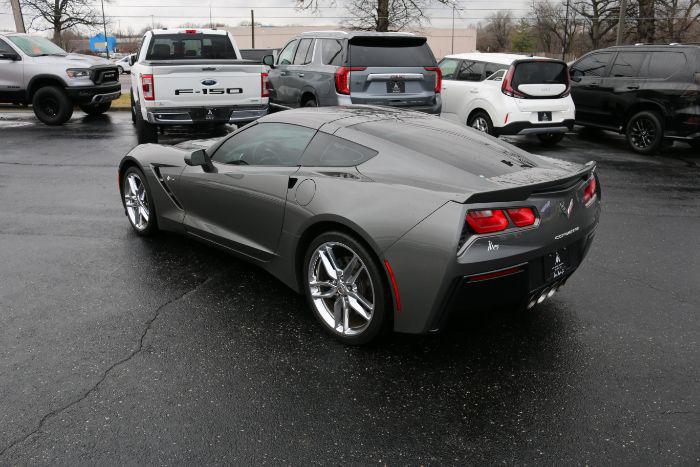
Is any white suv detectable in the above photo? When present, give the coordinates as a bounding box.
[439,53,575,146]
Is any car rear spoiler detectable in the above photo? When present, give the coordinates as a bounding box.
[465,161,596,204]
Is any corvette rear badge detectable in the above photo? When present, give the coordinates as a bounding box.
[559,198,574,218]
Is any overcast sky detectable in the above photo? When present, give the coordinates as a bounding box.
[1,0,532,35]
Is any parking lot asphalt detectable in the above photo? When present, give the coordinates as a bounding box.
[0,110,698,464]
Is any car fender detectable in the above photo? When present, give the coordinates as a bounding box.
[298,85,319,107]
[462,97,499,127]
[27,74,69,98]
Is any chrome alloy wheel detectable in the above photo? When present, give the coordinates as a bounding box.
[629,117,656,149]
[308,242,375,336]
[124,173,150,230]
[471,116,489,133]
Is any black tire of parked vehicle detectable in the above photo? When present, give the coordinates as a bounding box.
[134,102,158,144]
[32,86,73,126]
[303,98,318,107]
[130,92,136,124]
[121,166,158,236]
[303,231,390,346]
[626,111,664,155]
[79,102,112,116]
[468,111,494,136]
[536,133,565,146]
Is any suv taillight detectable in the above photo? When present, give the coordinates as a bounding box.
[424,66,442,93]
[501,64,525,99]
[583,176,597,205]
[141,74,154,101]
[334,66,366,95]
[261,72,270,97]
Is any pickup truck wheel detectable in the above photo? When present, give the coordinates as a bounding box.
[536,133,565,146]
[79,102,111,116]
[130,92,136,124]
[134,103,158,144]
[626,111,663,155]
[32,86,73,126]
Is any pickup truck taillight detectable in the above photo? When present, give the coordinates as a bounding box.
[261,72,270,97]
[141,74,154,101]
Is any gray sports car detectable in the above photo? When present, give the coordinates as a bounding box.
[118,106,600,345]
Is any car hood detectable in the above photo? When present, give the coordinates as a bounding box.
[40,53,113,67]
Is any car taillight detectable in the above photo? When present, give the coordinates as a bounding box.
[583,176,597,205]
[466,209,509,234]
[261,72,270,97]
[560,67,571,97]
[506,207,536,227]
[141,74,154,101]
[424,66,442,93]
[334,66,365,95]
[501,65,525,99]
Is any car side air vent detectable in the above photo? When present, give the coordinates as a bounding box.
[151,166,184,210]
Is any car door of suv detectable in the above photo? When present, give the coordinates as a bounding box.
[268,39,298,108]
[286,38,315,107]
[440,59,485,122]
[604,51,648,128]
[570,51,614,124]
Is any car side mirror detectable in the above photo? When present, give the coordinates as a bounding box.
[129,55,136,66]
[262,54,275,68]
[0,52,20,61]
[184,149,210,167]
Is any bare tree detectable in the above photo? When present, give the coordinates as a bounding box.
[21,0,104,46]
[529,0,579,55]
[297,0,455,32]
[571,0,620,48]
[655,0,700,42]
[476,11,514,52]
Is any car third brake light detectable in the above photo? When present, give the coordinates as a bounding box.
[466,209,509,234]
[141,74,154,101]
[334,67,366,95]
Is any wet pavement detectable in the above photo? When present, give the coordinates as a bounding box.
[0,111,698,464]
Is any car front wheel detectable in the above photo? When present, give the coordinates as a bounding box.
[122,166,157,236]
[626,111,663,154]
[303,232,389,345]
[32,86,73,125]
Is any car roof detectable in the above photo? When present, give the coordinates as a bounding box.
[595,43,700,52]
[259,106,430,130]
[443,52,552,64]
[299,30,418,39]
[149,28,227,35]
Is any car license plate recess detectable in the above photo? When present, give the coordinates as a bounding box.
[538,111,552,122]
[386,81,405,94]
[544,248,569,281]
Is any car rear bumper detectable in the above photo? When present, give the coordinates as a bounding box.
[65,83,121,104]
[496,119,575,136]
[145,105,269,125]
[345,95,442,114]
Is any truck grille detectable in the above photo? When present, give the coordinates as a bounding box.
[91,67,119,84]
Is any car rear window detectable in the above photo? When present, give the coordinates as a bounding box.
[348,37,435,67]
[511,61,567,87]
[146,33,237,60]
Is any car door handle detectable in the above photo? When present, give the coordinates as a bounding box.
[470,90,479,94]
[298,73,304,77]
[626,85,639,90]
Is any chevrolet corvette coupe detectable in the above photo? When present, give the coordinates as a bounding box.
[118,106,600,345]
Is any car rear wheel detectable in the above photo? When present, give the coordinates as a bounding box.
[626,111,663,154]
[118,66,124,74]
[32,86,73,126]
[303,232,389,345]
[536,132,565,146]
[134,102,158,144]
[122,166,157,236]
[79,102,111,116]
[303,98,318,107]
[468,111,494,135]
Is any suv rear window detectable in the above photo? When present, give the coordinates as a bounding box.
[146,34,237,60]
[348,37,435,67]
[511,61,567,87]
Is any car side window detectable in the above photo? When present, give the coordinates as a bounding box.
[486,69,506,81]
[321,39,343,66]
[438,59,460,80]
[293,38,313,65]
[571,52,613,78]
[483,62,506,79]
[458,60,485,81]
[300,132,377,167]
[277,40,298,65]
[609,52,646,78]
[0,39,14,54]
[212,123,316,167]
[646,52,687,79]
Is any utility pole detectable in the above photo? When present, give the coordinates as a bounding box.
[10,0,26,33]
[101,0,109,59]
[562,0,571,60]
[251,10,255,49]
[209,4,213,28]
[616,0,628,45]
[451,6,455,54]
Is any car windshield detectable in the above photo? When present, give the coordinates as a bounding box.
[8,35,67,57]
[146,33,238,60]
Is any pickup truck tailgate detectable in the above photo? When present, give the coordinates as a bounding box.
[149,63,264,107]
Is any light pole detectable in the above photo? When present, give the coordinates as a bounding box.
[101,0,109,59]
[451,5,456,54]
[616,0,628,45]
[562,0,571,60]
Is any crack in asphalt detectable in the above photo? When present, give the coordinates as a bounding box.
[0,277,212,459]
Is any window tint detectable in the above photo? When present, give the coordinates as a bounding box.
[609,52,646,78]
[486,69,506,80]
[294,38,313,65]
[646,52,687,79]
[321,39,343,66]
[145,34,237,60]
[571,52,613,77]
[213,123,316,166]
[0,39,14,54]
[512,61,567,86]
[7,35,67,57]
[300,132,378,167]
[439,58,460,79]
[277,40,297,65]
[348,37,435,67]
[484,62,506,78]
[458,60,485,81]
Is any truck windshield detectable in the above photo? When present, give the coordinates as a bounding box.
[7,36,67,57]
[146,34,238,60]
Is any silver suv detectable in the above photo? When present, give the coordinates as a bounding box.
[264,31,442,114]
[0,33,120,125]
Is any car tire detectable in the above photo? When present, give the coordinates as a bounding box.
[468,111,494,135]
[121,166,158,236]
[130,92,136,124]
[303,98,318,107]
[626,111,663,155]
[79,102,111,116]
[537,132,565,146]
[118,66,124,74]
[32,86,73,126]
[134,102,158,144]
[303,231,390,346]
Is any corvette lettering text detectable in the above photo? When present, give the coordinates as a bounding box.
[554,226,579,240]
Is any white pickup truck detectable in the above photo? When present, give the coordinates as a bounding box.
[130,28,269,143]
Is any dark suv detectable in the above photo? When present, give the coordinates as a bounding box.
[570,44,700,154]
[263,31,441,114]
